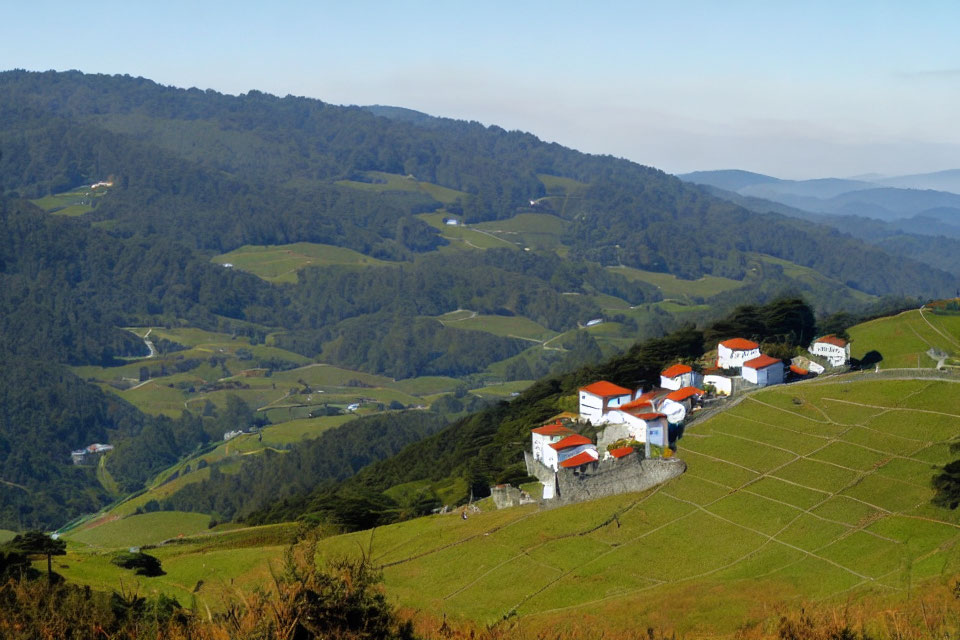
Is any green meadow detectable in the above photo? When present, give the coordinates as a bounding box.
[848,308,960,369]
[53,375,960,636]
[473,213,570,252]
[417,212,519,250]
[608,265,745,299]
[31,185,110,216]
[336,170,467,205]
[67,511,212,548]
[311,376,960,636]
[437,311,557,342]
[211,242,394,283]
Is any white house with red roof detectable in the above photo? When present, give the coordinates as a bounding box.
[578,380,634,424]
[659,364,702,391]
[659,386,704,421]
[717,338,761,370]
[809,335,850,367]
[742,354,784,387]
[599,407,669,447]
[530,422,576,467]
[541,434,597,471]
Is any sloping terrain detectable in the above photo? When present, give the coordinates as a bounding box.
[52,374,960,637]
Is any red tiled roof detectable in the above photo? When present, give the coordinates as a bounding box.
[580,381,633,397]
[560,451,599,468]
[619,399,653,412]
[550,434,593,450]
[610,446,635,459]
[634,412,667,421]
[623,389,668,408]
[720,338,759,351]
[665,387,705,402]
[661,363,692,378]
[789,364,809,376]
[530,423,576,437]
[815,335,848,348]
[743,354,781,369]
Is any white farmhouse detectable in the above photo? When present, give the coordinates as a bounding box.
[717,338,760,370]
[543,434,597,471]
[601,408,669,446]
[742,354,784,387]
[808,335,850,367]
[530,422,576,467]
[659,364,702,391]
[578,381,634,425]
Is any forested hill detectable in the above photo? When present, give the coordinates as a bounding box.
[0,69,956,530]
[0,69,955,295]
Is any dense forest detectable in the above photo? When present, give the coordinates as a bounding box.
[0,69,956,531]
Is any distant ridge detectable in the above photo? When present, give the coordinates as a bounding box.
[679,169,780,191]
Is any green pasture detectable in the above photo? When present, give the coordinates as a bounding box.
[212,242,393,283]
[336,171,466,205]
[388,376,461,396]
[473,213,569,252]
[417,212,519,250]
[470,380,535,397]
[67,511,212,548]
[848,308,959,369]
[437,312,556,341]
[31,185,109,216]
[0,530,15,543]
[258,414,355,446]
[536,173,588,195]
[608,265,744,299]
[310,377,960,635]
[38,374,960,636]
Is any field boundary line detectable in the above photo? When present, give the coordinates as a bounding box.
[920,306,960,350]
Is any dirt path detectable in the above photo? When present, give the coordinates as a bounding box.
[919,305,960,351]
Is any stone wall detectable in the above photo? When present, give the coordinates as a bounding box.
[490,484,536,509]
[545,453,685,510]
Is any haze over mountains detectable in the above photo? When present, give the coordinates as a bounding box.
[680,169,960,277]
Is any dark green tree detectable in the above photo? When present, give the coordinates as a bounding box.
[6,531,66,580]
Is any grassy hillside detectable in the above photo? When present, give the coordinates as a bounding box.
[849,306,960,369]
[49,374,960,637]
[609,265,745,299]
[310,376,960,636]
[212,242,395,283]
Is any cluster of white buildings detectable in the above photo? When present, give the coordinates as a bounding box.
[71,442,114,465]
[526,333,851,501]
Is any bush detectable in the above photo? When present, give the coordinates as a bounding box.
[111,551,165,577]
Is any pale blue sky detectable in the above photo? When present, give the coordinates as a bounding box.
[3,1,959,178]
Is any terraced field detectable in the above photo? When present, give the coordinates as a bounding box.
[849,307,960,369]
[313,377,960,636]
